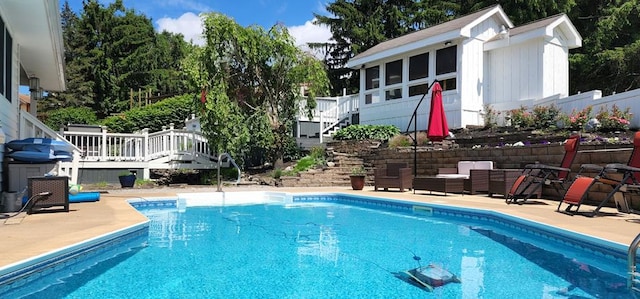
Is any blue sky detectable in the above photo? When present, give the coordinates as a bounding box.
[64,0,333,47]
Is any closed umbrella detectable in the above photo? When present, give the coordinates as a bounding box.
[427,82,449,141]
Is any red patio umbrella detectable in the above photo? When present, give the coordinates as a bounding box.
[427,81,449,141]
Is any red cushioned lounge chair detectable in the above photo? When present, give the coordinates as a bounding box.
[558,131,640,216]
[506,134,581,204]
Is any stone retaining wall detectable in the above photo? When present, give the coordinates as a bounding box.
[329,140,638,208]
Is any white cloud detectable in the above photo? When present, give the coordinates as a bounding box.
[288,19,332,58]
[156,12,205,46]
[288,19,332,46]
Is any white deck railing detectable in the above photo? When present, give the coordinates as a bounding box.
[61,124,214,163]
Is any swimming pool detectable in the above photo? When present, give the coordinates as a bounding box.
[0,192,635,298]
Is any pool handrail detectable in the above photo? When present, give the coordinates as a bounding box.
[628,231,640,296]
[217,153,241,192]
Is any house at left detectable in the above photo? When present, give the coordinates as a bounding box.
[0,1,67,193]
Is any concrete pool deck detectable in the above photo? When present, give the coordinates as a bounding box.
[2,185,640,268]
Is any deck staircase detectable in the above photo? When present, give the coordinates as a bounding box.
[297,94,359,148]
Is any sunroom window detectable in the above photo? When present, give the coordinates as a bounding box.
[364,66,380,104]
[365,66,379,90]
[385,59,402,100]
[436,45,457,91]
[409,53,428,81]
[408,52,429,97]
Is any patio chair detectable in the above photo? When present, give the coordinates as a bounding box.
[374,163,413,192]
[558,131,640,216]
[506,134,581,204]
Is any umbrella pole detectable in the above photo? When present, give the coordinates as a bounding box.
[405,80,437,177]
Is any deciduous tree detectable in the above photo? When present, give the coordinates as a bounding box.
[187,13,329,167]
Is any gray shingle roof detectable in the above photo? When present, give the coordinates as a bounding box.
[509,14,564,36]
[350,5,500,62]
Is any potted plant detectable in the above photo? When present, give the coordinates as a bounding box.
[118,171,136,188]
[349,166,366,190]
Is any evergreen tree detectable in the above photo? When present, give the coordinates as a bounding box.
[569,0,640,94]
[47,1,95,109]
[50,0,190,118]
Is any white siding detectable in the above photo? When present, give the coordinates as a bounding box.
[542,37,569,98]
[0,23,20,193]
[360,96,424,131]
[487,39,544,106]
[459,16,502,128]
[359,92,460,131]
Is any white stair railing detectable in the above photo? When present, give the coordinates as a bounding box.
[18,110,82,184]
[318,94,359,143]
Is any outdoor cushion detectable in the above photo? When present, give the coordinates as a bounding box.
[436,161,494,179]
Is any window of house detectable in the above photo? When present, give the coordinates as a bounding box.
[408,52,429,97]
[364,66,380,104]
[408,84,429,97]
[384,60,402,100]
[365,92,381,104]
[436,46,456,75]
[385,89,402,100]
[409,53,428,81]
[385,60,402,85]
[436,45,457,91]
[365,66,379,90]
[5,30,11,101]
[0,18,5,100]
[440,78,456,91]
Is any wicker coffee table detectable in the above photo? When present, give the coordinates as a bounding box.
[413,177,465,195]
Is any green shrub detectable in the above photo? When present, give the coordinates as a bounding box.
[596,104,632,132]
[293,156,317,172]
[101,94,195,133]
[219,167,240,180]
[483,104,498,128]
[309,146,325,160]
[45,107,98,130]
[532,105,561,130]
[332,124,400,141]
[560,106,593,131]
[506,106,535,128]
[388,135,412,147]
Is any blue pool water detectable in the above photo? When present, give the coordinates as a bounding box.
[1,194,634,298]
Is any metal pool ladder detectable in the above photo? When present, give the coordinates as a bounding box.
[216,153,241,192]
[629,232,640,297]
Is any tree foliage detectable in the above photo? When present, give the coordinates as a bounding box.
[569,0,640,94]
[47,0,191,118]
[186,13,329,167]
[44,107,98,130]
